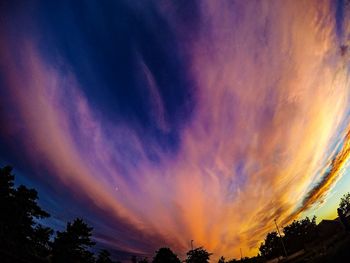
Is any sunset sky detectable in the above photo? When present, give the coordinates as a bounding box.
[1,0,350,261]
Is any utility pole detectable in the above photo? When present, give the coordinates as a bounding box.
[191,240,194,250]
[240,248,243,260]
[274,219,287,257]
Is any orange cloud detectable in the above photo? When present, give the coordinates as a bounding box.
[1,0,350,261]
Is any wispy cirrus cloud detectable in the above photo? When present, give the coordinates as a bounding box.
[1,0,350,260]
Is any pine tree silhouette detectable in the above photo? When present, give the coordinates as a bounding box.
[52,218,96,263]
[97,249,114,263]
[0,166,52,262]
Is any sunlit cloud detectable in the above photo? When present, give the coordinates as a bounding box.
[1,0,350,260]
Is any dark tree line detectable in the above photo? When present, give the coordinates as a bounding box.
[0,166,116,263]
[256,192,350,261]
[258,216,318,259]
[2,165,350,263]
[0,165,214,263]
[216,193,350,262]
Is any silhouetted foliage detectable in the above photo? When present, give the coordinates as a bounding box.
[339,192,350,216]
[260,217,318,259]
[185,247,212,263]
[0,165,122,262]
[31,225,54,259]
[3,164,350,263]
[0,165,52,262]
[259,231,282,259]
[52,218,96,263]
[218,256,225,263]
[152,247,181,263]
[282,216,318,254]
[97,249,114,263]
[338,192,350,231]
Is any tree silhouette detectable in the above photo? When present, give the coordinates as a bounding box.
[259,231,282,259]
[339,192,350,216]
[338,192,350,231]
[0,165,52,262]
[260,217,318,258]
[185,247,212,263]
[31,225,54,260]
[0,166,16,259]
[218,256,225,263]
[152,247,181,263]
[0,165,122,262]
[97,249,114,263]
[0,165,15,197]
[52,218,96,263]
[5,164,350,262]
[282,216,318,253]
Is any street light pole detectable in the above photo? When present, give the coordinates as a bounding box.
[274,219,287,257]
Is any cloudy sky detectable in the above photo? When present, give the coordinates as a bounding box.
[1,0,350,260]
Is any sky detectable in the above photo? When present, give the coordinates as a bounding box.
[1,0,350,261]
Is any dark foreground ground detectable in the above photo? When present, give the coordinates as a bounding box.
[278,233,350,263]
